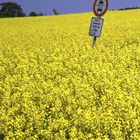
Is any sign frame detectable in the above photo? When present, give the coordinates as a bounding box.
[89,17,104,37]
[93,0,108,17]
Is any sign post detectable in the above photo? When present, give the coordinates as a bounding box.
[92,37,97,47]
[89,0,108,47]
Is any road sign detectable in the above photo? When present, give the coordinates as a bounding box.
[89,0,108,47]
[89,17,104,37]
[93,0,108,17]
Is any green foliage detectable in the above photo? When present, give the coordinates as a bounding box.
[0,2,25,18]
[38,12,44,16]
[0,10,140,139]
[29,11,38,17]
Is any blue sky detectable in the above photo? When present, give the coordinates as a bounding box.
[1,0,140,15]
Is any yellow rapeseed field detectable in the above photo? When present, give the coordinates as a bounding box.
[0,10,140,139]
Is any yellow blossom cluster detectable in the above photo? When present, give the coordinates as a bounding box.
[0,10,140,139]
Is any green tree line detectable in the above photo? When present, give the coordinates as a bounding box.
[0,2,59,18]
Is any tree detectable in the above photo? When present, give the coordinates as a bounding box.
[0,2,25,18]
[38,12,43,16]
[29,11,38,16]
[53,8,59,15]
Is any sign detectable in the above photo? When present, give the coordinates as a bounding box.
[93,0,108,17]
[89,17,104,37]
[89,0,108,47]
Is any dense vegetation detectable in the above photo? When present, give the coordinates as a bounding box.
[0,2,25,17]
[0,10,140,139]
[0,2,59,17]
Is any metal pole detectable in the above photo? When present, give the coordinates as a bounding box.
[92,37,97,47]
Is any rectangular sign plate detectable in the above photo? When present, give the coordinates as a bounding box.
[89,17,104,37]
